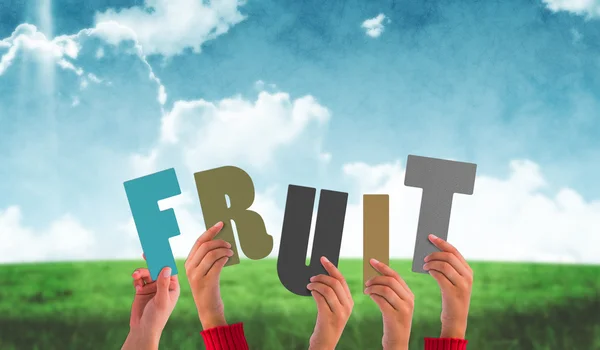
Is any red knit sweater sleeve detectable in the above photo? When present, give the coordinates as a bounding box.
[200,323,250,350]
[424,337,468,350]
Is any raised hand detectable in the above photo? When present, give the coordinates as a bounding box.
[122,264,180,350]
[423,234,473,339]
[365,259,414,350]
[185,221,234,330]
[307,256,354,350]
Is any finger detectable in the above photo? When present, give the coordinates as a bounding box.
[364,285,403,310]
[186,239,231,269]
[197,248,234,276]
[428,234,468,265]
[307,282,342,314]
[206,256,230,278]
[424,261,460,286]
[168,275,180,292]
[424,252,470,277]
[136,281,157,295]
[309,274,349,306]
[132,268,152,285]
[186,221,225,259]
[428,270,453,290]
[310,290,332,314]
[320,256,352,300]
[369,259,411,294]
[365,276,411,301]
[369,293,394,313]
[155,267,172,306]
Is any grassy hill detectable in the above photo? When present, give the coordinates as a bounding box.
[0,259,598,350]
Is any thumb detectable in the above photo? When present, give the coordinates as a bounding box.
[155,267,172,306]
[310,290,330,316]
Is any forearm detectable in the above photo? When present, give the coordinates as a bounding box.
[382,323,410,350]
[308,343,336,350]
[308,331,339,350]
[121,328,160,350]
[383,343,408,350]
[383,341,409,350]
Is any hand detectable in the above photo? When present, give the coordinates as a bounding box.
[307,256,354,350]
[122,264,180,350]
[423,234,473,339]
[185,221,234,330]
[365,259,414,350]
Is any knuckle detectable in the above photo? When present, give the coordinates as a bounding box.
[205,249,221,261]
[441,262,453,274]
[323,286,336,299]
[381,286,394,298]
[196,246,208,259]
[333,279,343,289]
[384,276,397,285]
[188,272,201,283]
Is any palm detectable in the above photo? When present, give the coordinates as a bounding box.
[130,284,179,329]
[131,290,156,327]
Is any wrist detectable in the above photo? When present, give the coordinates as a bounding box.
[308,335,336,350]
[383,322,410,349]
[440,323,467,339]
[199,313,227,330]
[308,342,335,350]
[382,338,409,350]
[123,328,160,350]
[382,334,409,350]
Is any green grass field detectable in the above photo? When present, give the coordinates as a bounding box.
[0,259,598,350]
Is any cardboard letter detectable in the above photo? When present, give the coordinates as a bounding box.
[404,155,477,274]
[277,185,348,296]
[124,168,181,281]
[363,194,389,286]
[194,166,273,266]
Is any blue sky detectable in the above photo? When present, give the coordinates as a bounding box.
[0,0,599,263]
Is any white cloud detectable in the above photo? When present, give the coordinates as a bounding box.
[361,14,388,38]
[95,0,247,57]
[0,24,80,76]
[542,0,600,18]
[0,206,96,263]
[338,159,600,264]
[132,88,331,175]
[0,22,167,106]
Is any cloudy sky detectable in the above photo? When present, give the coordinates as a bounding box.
[0,0,599,264]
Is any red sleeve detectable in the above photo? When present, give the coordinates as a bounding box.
[424,337,468,350]
[200,322,250,350]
